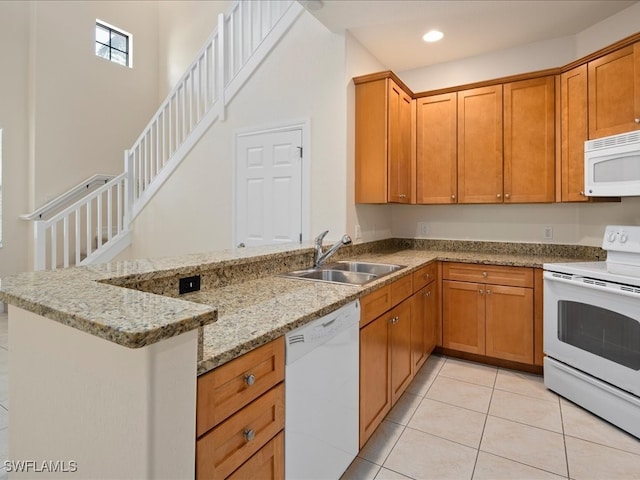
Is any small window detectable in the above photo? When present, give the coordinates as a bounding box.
[95,21,132,67]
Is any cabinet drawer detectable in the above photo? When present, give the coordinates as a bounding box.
[360,285,391,327]
[196,384,285,480]
[391,274,413,305]
[412,262,437,291]
[226,431,284,480]
[443,263,533,288]
[197,337,285,437]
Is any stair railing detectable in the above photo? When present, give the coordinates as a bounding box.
[26,0,302,270]
[31,173,129,270]
[126,0,301,221]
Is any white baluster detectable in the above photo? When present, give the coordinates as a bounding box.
[63,216,69,268]
[34,220,47,271]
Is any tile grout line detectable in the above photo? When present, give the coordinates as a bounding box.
[558,396,571,479]
[469,367,499,480]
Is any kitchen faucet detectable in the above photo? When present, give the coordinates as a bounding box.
[314,230,352,267]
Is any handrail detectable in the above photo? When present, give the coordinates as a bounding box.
[21,174,115,221]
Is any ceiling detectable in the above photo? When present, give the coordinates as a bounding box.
[301,0,638,72]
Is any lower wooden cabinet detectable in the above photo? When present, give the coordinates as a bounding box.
[410,267,439,372]
[196,338,285,480]
[442,263,535,365]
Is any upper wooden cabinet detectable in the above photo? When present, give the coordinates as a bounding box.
[588,42,640,139]
[560,65,589,202]
[355,74,413,204]
[416,93,457,204]
[503,76,556,203]
[457,85,504,204]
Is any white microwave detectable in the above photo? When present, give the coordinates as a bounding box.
[585,130,640,196]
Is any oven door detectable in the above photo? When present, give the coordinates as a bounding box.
[544,271,640,396]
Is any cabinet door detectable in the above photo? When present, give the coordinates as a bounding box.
[355,79,388,203]
[442,280,485,354]
[390,300,413,404]
[424,280,438,356]
[226,432,284,480]
[588,43,640,139]
[458,85,503,204]
[416,93,457,204]
[485,285,534,364]
[504,76,555,203]
[359,313,391,448]
[561,65,589,202]
[411,289,428,373]
[388,79,413,203]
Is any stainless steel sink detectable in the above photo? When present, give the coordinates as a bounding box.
[323,261,405,276]
[280,261,406,286]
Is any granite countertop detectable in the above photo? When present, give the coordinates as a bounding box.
[0,238,599,368]
[0,243,315,348]
[187,248,587,374]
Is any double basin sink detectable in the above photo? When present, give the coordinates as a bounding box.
[281,261,406,286]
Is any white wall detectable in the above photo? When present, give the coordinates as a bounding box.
[30,1,161,208]
[127,11,348,258]
[157,1,230,100]
[0,2,30,278]
[381,2,640,247]
[0,1,162,277]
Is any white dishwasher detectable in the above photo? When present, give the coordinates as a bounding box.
[285,300,360,480]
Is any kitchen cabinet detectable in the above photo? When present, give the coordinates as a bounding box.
[442,263,534,365]
[588,42,640,139]
[457,85,504,203]
[560,65,589,202]
[359,274,414,447]
[355,73,413,204]
[534,268,544,366]
[503,76,556,203]
[416,93,458,204]
[410,262,439,371]
[196,338,285,479]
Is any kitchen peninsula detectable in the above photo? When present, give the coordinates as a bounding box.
[0,239,602,478]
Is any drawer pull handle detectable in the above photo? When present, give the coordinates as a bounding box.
[243,429,256,442]
[424,291,431,297]
[244,374,256,386]
[482,271,488,278]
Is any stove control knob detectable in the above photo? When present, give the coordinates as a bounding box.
[620,233,628,244]
[607,231,617,243]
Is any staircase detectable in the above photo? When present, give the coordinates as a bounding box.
[23,0,303,270]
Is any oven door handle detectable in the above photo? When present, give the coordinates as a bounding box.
[544,271,640,299]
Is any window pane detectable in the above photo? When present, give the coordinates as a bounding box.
[111,31,127,52]
[96,25,109,44]
[111,50,127,66]
[95,43,110,59]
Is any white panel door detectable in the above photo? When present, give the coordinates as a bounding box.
[236,128,302,247]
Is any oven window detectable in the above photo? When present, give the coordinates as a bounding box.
[558,301,640,370]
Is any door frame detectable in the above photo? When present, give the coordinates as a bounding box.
[232,118,311,248]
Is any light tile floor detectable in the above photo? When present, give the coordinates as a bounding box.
[342,354,640,480]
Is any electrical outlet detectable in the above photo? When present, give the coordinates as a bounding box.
[544,226,553,240]
[418,222,429,236]
[179,275,201,294]
[354,224,362,240]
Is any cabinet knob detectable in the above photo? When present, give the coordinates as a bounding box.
[424,291,431,297]
[423,273,430,280]
[479,289,484,295]
[243,429,256,442]
[635,118,640,124]
[486,289,492,295]
[244,373,256,386]
[399,194,407,199]
[390,316,399,324]
[482,271,488,278]
[496,193,502,198]
[504,193,510,199]
[451,194,456,200]
[580,191,585,196]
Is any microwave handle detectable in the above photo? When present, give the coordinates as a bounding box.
[544,271,640,299]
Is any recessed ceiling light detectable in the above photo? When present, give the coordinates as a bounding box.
[422,30,444,43]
